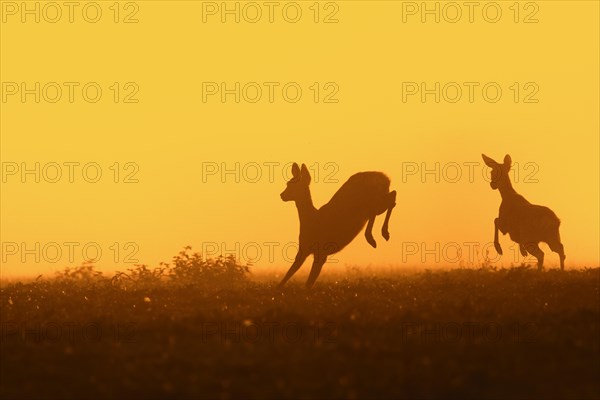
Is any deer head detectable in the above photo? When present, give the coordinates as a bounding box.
[280,163,311,202]
[482,154,512,190]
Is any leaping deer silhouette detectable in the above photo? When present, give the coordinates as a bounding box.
[482,154,565,270]
[278,163,397,288]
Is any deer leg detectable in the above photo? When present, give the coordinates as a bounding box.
[381,190,397,241]
[306,254,327,289]
[277,251,308,288]
[519,243,528,257]
[548,241,566,271]
[494,218,503,255]
[525,243,544,270]
[365,215,377,248]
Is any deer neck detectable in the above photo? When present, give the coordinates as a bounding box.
[295,191,317,226]
[498,176,518,201]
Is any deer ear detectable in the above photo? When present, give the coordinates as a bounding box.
[482,154,497,167]
[503,154,512,169]
[291,163,300,178]
[300,163,311,184]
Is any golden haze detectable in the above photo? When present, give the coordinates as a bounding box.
[1,1,598,277]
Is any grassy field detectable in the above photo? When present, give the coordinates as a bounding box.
[1,254,599,399]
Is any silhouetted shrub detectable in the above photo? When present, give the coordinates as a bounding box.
[166,246,250,285]
[54,262,107,288]
[111,264,166,290]
[110,246,251,289]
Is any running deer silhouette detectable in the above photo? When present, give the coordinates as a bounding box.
[482,154,565,270]
[278,163,397,288]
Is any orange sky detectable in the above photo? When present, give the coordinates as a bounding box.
[1,1,599,278]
